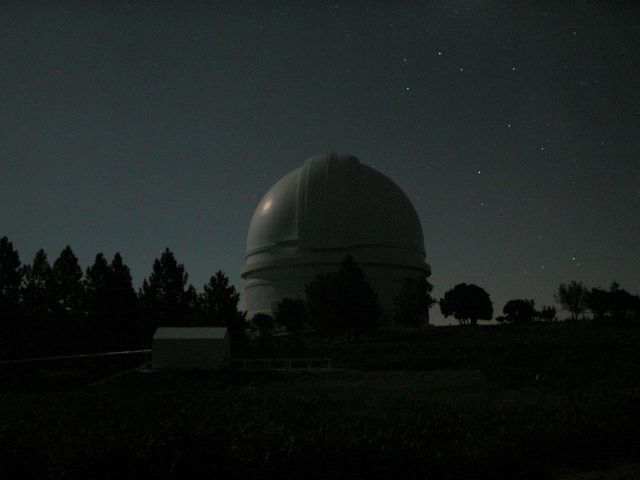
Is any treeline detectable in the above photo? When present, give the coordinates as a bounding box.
[0,237,435,358]
[0,237,245,360]
[3,234,638,359]
[438,281,640,325]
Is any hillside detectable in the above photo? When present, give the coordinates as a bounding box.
[1,323,640,479]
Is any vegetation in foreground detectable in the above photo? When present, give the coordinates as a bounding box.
[2,323,640,480]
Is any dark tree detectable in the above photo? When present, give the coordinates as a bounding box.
[109,253,141,349]
[51,246,84,353]
[502,299,537,323]
[199,270,247,342]
[20,249,55,356]
[339,255,381,339]
[84,253,111,352]
[274,297,308,335]
[608,282,640,322]
[84,252,140,352]
[555,281,588,321]
[439,283,493,325]
[393,275,435,328]
[538,305,557,322]
[305,255,381,341]
[52,246,84,314]
[200,271,240,325]
[586,287,611,321]
[139,248,193,345]
[252,313,275,337]
[305,272,339,336]
[0,236,23,359]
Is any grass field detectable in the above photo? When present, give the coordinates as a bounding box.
[1,323,640,479]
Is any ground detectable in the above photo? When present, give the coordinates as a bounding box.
[1,323,639,479]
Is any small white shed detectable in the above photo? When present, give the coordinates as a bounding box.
[152,327,230,370]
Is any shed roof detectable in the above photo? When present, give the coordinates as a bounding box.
[153,327,228,340]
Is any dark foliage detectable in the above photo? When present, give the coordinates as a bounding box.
[252,313,275,337]
[19,249,56,357]
[84,253,140,352]
[502,299,536,323]
[139,248,195,346]
[274,297,308,334]
[555,281,588,321]
[392,275,435,327]
[51,246,85,353]
[586,282,640,323]
[199,270,247,343]
[305,255,381,341]
[0,236,23,359]
[1,237,254,359]
[538,305,557,321]
[440,283,493,325]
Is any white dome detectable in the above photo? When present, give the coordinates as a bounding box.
[242,153,430,318]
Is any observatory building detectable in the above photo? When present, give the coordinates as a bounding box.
[241,153,430,319]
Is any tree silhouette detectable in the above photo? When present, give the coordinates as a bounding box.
[339,255,381,339]
[20,249,55,356]
[439,283,493,325]
[555,281,587,321]
[393,275,435,328]
[0,236,23,359]
[502,299,537,323]
[586,287,611,321]
[109,253,140,349]
[305,255,381,341]
[305,272,339,337]
[84,252,140,352]
[252,313,275,337]
[200,271,239,325]
[538,305,557,322]
[199,270,247,342]
[139,248,193,345]
[275,297,308,335]
[84,253,111,352]
[51,246,84,353]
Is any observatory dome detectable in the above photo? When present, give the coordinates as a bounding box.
[241,153,430,319]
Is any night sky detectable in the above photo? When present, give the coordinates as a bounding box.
[2,1,639,324]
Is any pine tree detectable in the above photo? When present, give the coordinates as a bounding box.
[51,246,84,353]
[84,253,110,350]
[0,236,23,359]
[139,248,192,345]
[20,249,55,356]
[109,253,140,349]
[200,271,247,340]
[85,252,140,352]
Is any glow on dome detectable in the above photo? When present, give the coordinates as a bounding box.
[241,153,431,319]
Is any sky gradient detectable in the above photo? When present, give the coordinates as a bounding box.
[2,1,639,323]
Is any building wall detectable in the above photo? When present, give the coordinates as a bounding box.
[152,337,230,369]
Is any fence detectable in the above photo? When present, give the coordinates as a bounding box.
[0,349,152,366]
[228,358,333,371]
